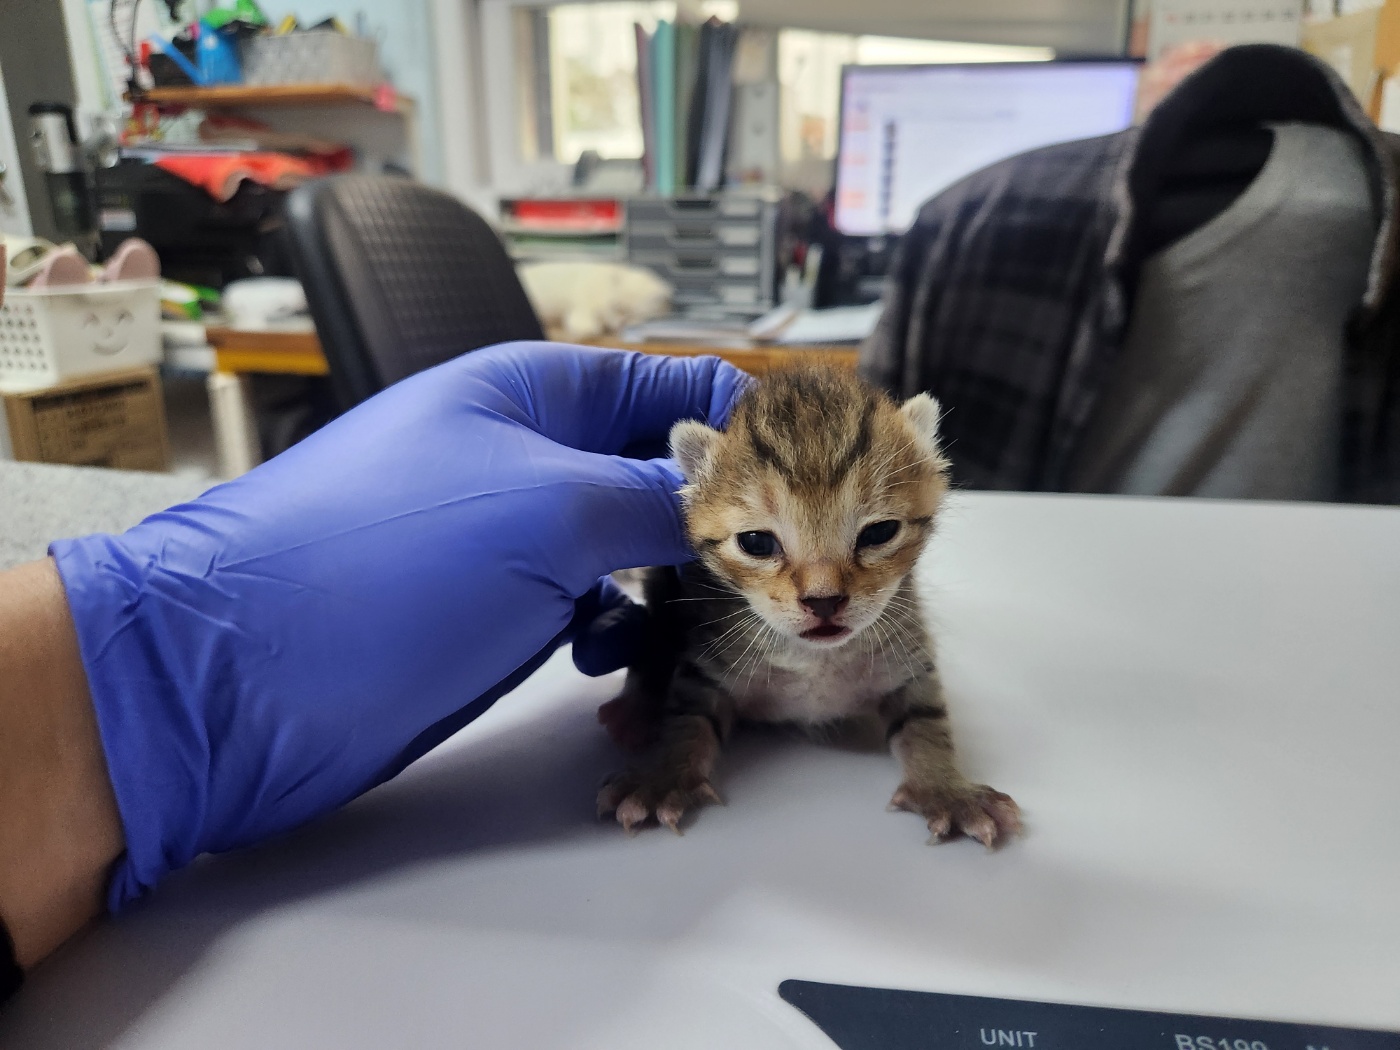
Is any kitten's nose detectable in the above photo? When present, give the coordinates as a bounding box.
[801,594,849,621]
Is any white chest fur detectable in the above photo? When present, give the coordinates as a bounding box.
[721,635,910,725]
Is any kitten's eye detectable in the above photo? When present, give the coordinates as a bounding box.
[856,520,900,549]
[736,530,780,557]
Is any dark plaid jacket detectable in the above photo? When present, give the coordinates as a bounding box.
[861,45,1400,504]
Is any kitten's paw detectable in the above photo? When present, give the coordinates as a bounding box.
[889,781,1021,849]
[597,768,723,834]
[597,693,657,752]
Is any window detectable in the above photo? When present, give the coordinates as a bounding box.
[480,0,1053,192]
[528,1,740,164]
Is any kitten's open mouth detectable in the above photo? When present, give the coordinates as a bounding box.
[801,623,851,642]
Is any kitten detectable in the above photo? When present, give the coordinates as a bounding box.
[597,367,1021,847]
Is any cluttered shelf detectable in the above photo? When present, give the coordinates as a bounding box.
[136,83,413,112]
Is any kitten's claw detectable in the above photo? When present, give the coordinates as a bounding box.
[657,796,686,834]
[889,781,1021,849]
[924,810,954,843]
[615,796,651,834]
[597,769,723,834]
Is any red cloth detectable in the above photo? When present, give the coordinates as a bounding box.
[153,150,352,201]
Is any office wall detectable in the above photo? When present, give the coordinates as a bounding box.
[0,0,80,242]
[0,62,35,237]
[261,0,446,183]
[721,0,1130,54]
[432,0,494,212]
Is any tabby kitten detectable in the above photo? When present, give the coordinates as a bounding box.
[597,367,1021,847]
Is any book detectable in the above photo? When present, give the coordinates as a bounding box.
[651,20,677,196]
[673,21,701,191]
[634,22,655,191]
[695,21,737,192]
[684,18,717,189]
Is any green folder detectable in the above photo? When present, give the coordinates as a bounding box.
[652,19,676,196]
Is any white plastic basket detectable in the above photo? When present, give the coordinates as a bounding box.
[240,34,381,87]
[0,281,162,391]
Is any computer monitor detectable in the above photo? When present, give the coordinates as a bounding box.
[833,61,1140,237]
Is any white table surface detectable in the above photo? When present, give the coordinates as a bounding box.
[2,490,1397,1048]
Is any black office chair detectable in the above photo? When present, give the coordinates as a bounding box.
[283,174,544,409]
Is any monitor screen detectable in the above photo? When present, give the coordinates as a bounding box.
[833,62,1140,237]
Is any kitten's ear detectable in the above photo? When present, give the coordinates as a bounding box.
[900,392,950,473]
[670,420,721,480]
[900,393,943,447]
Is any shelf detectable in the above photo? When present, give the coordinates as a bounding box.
[500,224,623,238]
[138,83,413,113]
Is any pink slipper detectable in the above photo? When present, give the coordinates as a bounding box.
[26,246,91,288]
[101,238,160,282]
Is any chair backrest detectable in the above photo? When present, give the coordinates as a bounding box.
[283,174,544,408]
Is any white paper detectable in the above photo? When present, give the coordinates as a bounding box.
[1149,0,1303,58]
[775,301,883,344]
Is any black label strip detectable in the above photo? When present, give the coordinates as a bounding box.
[779,980,1400,1050]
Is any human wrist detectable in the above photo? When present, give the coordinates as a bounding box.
[49,530,214,911]
[0,559,123,968]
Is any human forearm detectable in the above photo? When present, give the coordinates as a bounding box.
[0,346,743,972]
[0,559,123,969]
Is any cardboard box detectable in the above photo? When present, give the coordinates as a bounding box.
[2,367,170,472]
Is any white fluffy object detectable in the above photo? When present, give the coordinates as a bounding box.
[518,261,672,341]
[222,277,309,329]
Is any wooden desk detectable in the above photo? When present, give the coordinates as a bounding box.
[201,326,860,477]
[206,326,331,377]
[204,326,859,378]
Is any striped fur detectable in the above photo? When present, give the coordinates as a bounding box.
[598,367,1020,846]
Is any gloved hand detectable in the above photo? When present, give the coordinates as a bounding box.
[51,342,748,909]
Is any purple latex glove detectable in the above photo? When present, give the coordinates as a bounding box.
[51,343,748,909]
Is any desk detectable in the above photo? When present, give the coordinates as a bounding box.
[203,325,859,377]
[204,327,862,478]
[205,326,332,378]
[202,326,859,477]
[1,482,1396,1048]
